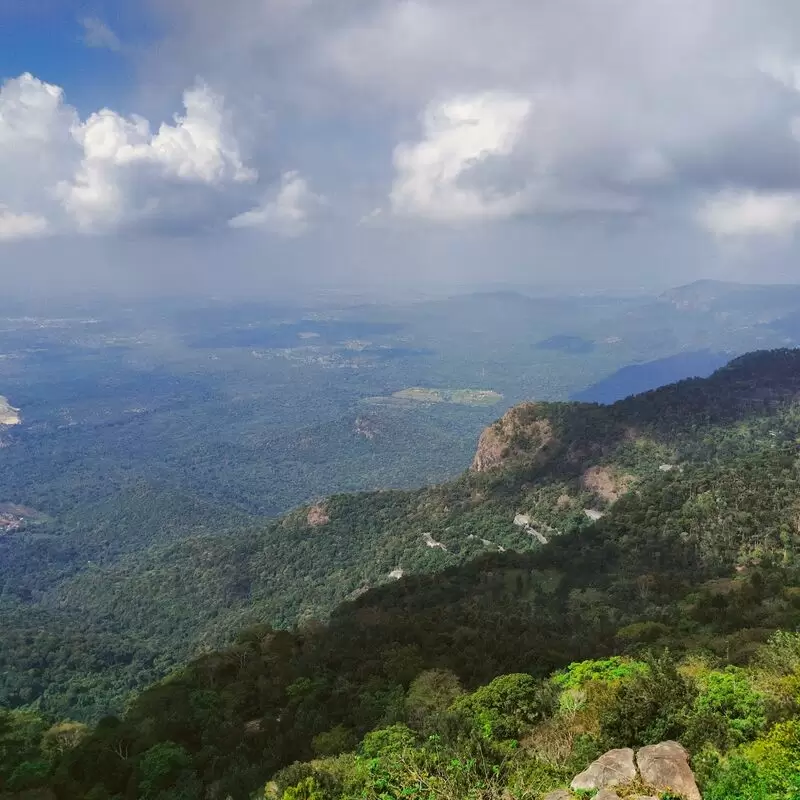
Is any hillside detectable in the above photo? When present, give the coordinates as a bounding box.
[0,395,20,426]
[5,348,800,797]
[6,349,800,726]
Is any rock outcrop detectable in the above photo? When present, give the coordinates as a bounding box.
[581,465,634,503]
[306,503,330,527]
[471,403,555,472]
[552,740,701,799]
[0,395,20,426]
[594,791,623,800]
[570,747,637,791]
[636,741,701,800]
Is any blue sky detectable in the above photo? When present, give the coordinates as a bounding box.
[0,2,154,113]
[3,0,800,298]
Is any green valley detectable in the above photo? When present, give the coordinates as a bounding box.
[4,348,800,797]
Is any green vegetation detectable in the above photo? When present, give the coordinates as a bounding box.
[7,286,800,796]
[5,637,800,798]
[389,388,504,406]
[4,348,800,795]
[8,348,800,724]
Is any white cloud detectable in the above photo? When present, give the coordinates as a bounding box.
[0,209,49,242]
[0,73,77,149]
[229,171,323,236]
[697,190,800,237]
[390,92,532,222]
[60,84,256,231]
[80,17,122,51]
[0,73,79,239]
[0,72,332,242]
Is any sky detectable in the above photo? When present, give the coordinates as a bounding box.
[3,0,800,298]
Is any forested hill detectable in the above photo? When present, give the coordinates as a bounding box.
[6,349,800,727]
[4,348,800,797]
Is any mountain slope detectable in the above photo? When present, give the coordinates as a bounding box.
[5,349,800,724]
[33,348,800,799]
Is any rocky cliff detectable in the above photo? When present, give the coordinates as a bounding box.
[471,402,555,472]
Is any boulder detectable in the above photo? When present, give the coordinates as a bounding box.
[595,792,622,800]
[542,792,572,800]
[570,747,637,791]
[636,741,701,800]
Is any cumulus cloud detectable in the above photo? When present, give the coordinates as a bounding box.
[390,92,531,222]
[144,0,800,235]
[0,74,77,240]
[229,171,324,236]
[0,73,297,239]
[13,1,800,286]
[697,190,800,238]
[80,17,122,51]
[60,84,256,232]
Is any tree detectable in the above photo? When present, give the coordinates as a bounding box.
[41,721,90,759]
[405,670,464,732]
[452,673,555,740]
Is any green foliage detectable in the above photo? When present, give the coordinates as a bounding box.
[405,670,464,732]
[0,708,49,792]
[280,777,325,800]
[599,653,695,748]
[552,657,647,690]
[452,674,555,741]
[360,725,418,758]
[686,667,767,750]
[704,720,800,800]
[136,741,200,800]
[312,725,358,757]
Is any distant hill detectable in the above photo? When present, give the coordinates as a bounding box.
[660,278,800,315]
[572,349,731,404]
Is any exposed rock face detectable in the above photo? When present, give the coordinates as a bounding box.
[306,504,330,527]
[570,747,637,791]
[0,395,20,426]
[581,465,634,503]
[471,403,555,472]
[636,741,701,800]
[594,791,622,800]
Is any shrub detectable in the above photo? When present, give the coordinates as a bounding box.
[452,674,556,741]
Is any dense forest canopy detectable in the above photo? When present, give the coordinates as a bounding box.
[4,348,800,797]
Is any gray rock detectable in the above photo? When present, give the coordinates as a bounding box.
[570,747,637,791]
[542,792,572,800]
[595,792,621,800]
[636,741,701,800]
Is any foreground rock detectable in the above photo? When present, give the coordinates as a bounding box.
[637,741,701,800]
[570,747,636,791]
[550,740,701,799]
